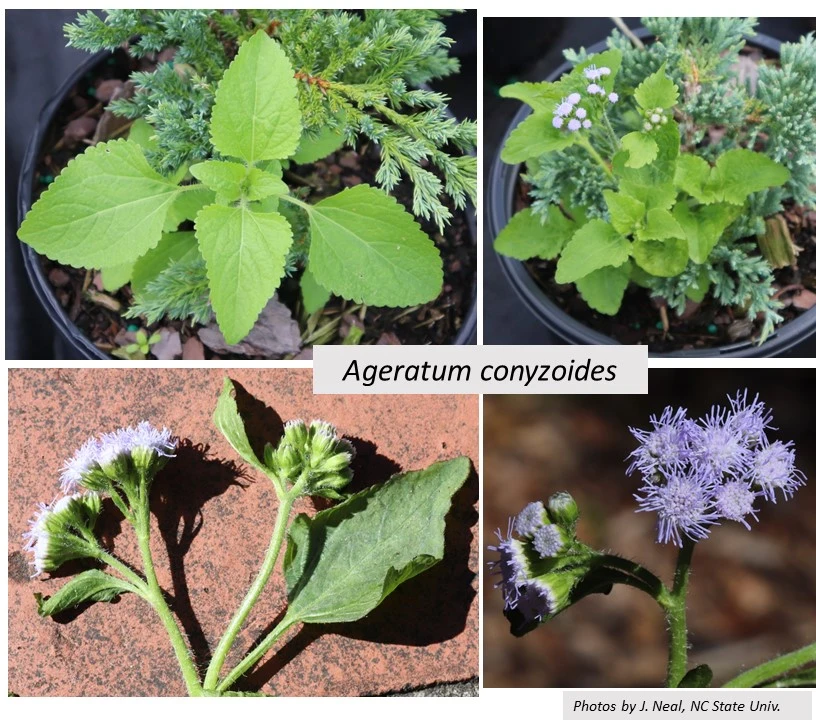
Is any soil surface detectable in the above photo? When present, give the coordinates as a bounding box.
[483,373,816,687]
[8,369,479,696]
[513,182,816,353]
[27,49,475,358]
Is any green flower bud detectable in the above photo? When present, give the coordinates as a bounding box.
[547,491,580,529]
[309,469,353,500]
[283,420,308,449]
[23,493,102,576]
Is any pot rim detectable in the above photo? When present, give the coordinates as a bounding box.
[487,26,816,358]
[17,49,477,358]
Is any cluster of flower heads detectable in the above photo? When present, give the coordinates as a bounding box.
[23,422,176,577]
[642,106,668,132]
[488,493,582,625]
[628,391,806,547]
[551,64,618,134]
[267,419,356,499]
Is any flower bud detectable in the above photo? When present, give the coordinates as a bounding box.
[272,443,302,479]
[282,420,308,449]
[547,491,580,529]
[128,421,176,477]
[515,501,549,538]
[23,493,102,576]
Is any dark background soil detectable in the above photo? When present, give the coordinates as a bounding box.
[483,17,816,355]
[6,10,477,359]
[483,369,816,687]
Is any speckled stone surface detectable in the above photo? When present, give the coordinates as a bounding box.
[8,369,479,696]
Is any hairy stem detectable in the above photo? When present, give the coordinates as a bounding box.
[203,471,309,691]
[135,478,202,696]
[723,643,816,688]
[578,137,614,179]
[97,549,149,594]
[664,540,695,688]
[216,614,298,693]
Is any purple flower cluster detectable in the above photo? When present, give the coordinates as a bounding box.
[628,391,805,546]
[60,421,176,493]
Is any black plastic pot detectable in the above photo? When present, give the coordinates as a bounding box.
[488,28,816,357]
[18,52,477,359]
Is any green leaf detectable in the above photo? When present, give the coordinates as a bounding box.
[501,113,577,164]
[710,149,791,205]
[673,201,739,264]
[34,570,135,617]
[212,377,269,475]
[575,263,631,315]
[127,118,158,153]
[499,81,560,112]
[283,456,471,624]
[685,266,711,303]
[638,208,685,241]
[18,139,180,268]
[305,184,442,307]
[674,154,717,203]
[679,665,714,689]
[291,117,347,164]
[494,207,575,261]
[101,262,134,292]
[632,237,689,277]
[555,220,630,284]
[603,190,646,235]
[163,185,216,232]
[195,204,293,344]
[634,65,679,110]
[210,30,301,163]
[620,132,658,168]
[301,265,331,314]
[131,231,200,296]
[245,167,288,201]
[190,160,248,202]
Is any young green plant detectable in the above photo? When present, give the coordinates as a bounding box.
[19,30,445,345]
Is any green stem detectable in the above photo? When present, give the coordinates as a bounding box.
[216,614,298,693]
[203,471,308,691]
[597,554,666,599]
[663,540,695,688]
[97,549,149,594]
[135,480,202,696]
[577,137,614,179]
[723,643,816,688]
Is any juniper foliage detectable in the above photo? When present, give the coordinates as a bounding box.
[65,9,476,229]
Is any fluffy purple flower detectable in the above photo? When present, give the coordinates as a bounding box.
[628,406,694,475]
[728,390,773,445]
[552,116,564,129]
[635,469,719,546]
[129,421,176,456]
[555,100,574,117]
[516,578,555,622]
[608,92,619,103]
[567,92,581,105]
[750,441,805,502]
[714,481,758,528]
[584,64,609,81]
[575,107,587,119]
[582,120,592,129]
[690,405,752,478]
[515,501,545,537]
[487,520,528,611]
[567,118,581,132]
[587,83,602,95]
[532,524,563,558]
[60,437,100,494]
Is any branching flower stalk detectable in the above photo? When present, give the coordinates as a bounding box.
[490,391,811,688]
[23,377,472,696]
